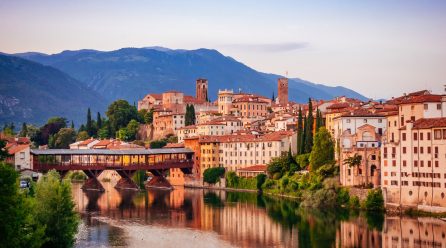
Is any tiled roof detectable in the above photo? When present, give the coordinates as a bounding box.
[412,118,446,129]
[199,130,293,143]
[178,125,197,130]
[79,138,96,146]
[164,143,185,148]
[327,102,351,110]
[339,109,384,118]
[184,95,207,104]
[198,116,241,126]
[386,91,443,105]
[92,139,114,147]
[147,93,162,100]
[237,165,267,172]
[8,144,29,155]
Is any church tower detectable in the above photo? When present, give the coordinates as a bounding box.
[278,77,288,105]
[196,78,208,101]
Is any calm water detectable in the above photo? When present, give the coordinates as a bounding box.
[72,182,446,248]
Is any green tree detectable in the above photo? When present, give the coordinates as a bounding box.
[97,112,102,130]
[297,107,304,155]
[76,131,89,141]
[266,155,289,179]
[34,170,79,248]
[0,162,45,248]
[316,108,323,130]
[150,139,167,148]
[203,167,225,184]
[70,120,75,129]
[86,108,95,137]
[0,140,10,160]
[145,108,154,124]
[53,128,76,149]
[185,104,196,126]
[117,128,130,141]
[304,98,314,153]
[106,99,138,136]
[256,173,267,190]
[309,127,335,171]
[126,119,140,141]
[98,121,111,139]
[364,188,385,212]
[271,91,275,101]
[343,153,362,168]
[19,122,28,137]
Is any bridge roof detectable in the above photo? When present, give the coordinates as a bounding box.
[31,148,194,156]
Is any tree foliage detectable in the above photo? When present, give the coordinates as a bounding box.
[51,128,76,149]
[364,188,385,212]
[185,104,196,126]
[343,153,362,168]
[304,98,314,153]
[203,167,225,184]
[0,162,45,248]
[31,117,67,145]
[106,99,138,136]
[297,107,304,155]
[309,127,335,171]
[76,131,89,141]
[34,170,79,248]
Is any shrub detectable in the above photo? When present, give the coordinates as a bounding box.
[225,171,239,188]
[203,167,225,184]
[296,153,310,169]
[256,174,267,190]
[349,196,360,209]
[337,188,350,207]
[364,188,385,212]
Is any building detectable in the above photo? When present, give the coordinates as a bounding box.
[197,116,243,136]
[339,124,381,187]
[218,89,234,115]
[196,78,208,102]
[277,78,288,105]
[137,93,162,111]
[237,165,267,178]
[232,95,269,118]
[6,144,31,172]
[381,91,446,212]
[198,131,296,176]
[177,125,198,143]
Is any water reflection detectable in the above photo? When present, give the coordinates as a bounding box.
[72,182,446,248]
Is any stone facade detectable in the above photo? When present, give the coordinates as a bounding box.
[196,78,208,102]
[277,78,288,105]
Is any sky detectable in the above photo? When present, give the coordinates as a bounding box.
[1,0,445,99]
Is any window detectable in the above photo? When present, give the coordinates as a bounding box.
[401,116,404,124]
[443,129,446,139]
[420,147,424,154]
[420,132,424,140]
[414,161,418,167]
[402,133,406,141]
[427,132,431,140]
[424,104,428,110]
[403,147,407,154]
[437,103,442,110]
[346,119,351,123]
[414,147,418,153]
[378,119,382,123]
[364,119,368,123]
[428,147,431,154]
[414,133,417,140]
[403,160,407,167]
[434,130,442,140]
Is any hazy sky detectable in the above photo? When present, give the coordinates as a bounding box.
[1,0,445,99]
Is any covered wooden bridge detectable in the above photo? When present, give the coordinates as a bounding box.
[31,148,194,191]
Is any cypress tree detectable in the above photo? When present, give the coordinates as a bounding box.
[301,114,307,154]
[86,108,93,136]
[304,98,314,153]
[19,122,28,137]
[297,107,303,155]
[190,104,196,125]
[70,120,74,129]
[97,112,102,129]
[272,91,275,101]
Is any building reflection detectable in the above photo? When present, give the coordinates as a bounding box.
[72,182,446,248]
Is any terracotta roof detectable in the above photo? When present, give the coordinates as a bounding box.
[79,138,96,146]
[2,137,31,145]
[199,130,293,143]
[8,144,29,155]
[339,109,384,118]
[184,95,206,104]
[145,93,162,100]
[412,118,446,129]
[386,91,443,105]
[164,143,185,148]
[198,116,241,126]
[237,165,267,172]
[327,102,351,110]
[178,125,196,130]
[92,139,114,147]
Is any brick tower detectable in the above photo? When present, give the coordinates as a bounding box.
[278,78,288,105]
[196,78,208,101]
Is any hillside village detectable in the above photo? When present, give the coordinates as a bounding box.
[2,77,446,213]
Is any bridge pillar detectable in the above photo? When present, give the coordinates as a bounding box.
[146,170,172,190]
[82,170,105,192]
[115,170,139,190]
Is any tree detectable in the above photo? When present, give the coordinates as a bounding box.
[0,140,10,160]
[297,107,304,155]
[34,170,79,248]
[203,167,225,184]
[288,146,299,173]
[364,188,385,212]
[145,108,154,124]
[31,117,67,145]
[150,139,167,148]
[185,104,196,126]
[97,112,102,130]
[309,127,335,171]
[343,153,362,168]
[70,120,75,129]
[86,108,94,137]
[52,128,76,149]
[126,119,140,141]
[76,131,89,141]
[304,98,314,153]
[266,155,289,179]
[19,122,28,137]
[106,100,138,136]
[98,121,111,139]
[316,108,323,130]
[0,162,45,248]
[271,91,275,101]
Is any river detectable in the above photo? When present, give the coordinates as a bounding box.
[72,182,446,248]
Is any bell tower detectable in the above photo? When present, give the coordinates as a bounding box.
[278,78,288,105]
[196,78,208,101]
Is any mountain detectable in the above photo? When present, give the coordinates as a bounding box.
[14,47,369,104]
[0,54,106,126]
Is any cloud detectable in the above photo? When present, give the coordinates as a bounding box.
[221,42,309,52]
